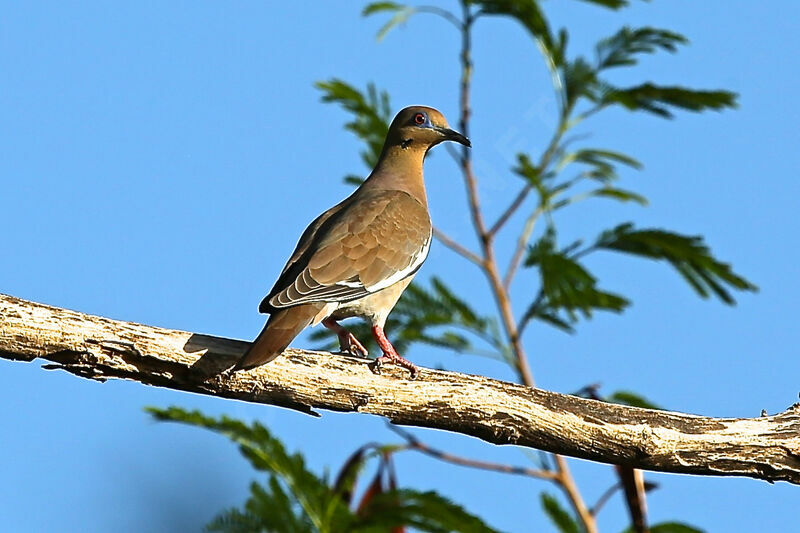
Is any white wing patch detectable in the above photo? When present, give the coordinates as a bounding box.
[364,234,431,293]
[268,231,431,308]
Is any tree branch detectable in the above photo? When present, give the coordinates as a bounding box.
[433,227,484,267]
[388,423,558,481]
[489,184,531,237]
[455,3,535,388]
[3,293,800,485]
[503,205,543,288]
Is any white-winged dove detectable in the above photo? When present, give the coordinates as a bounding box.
[234,106,470,377]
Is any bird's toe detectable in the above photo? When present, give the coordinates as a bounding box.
[347,334,369,358]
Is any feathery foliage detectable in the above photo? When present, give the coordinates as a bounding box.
[315,79,392,170]
[624,523,704,533]
[148,407,498,533]
[540,492,581,533]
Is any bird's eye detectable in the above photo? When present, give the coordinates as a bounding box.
[414,113,426,125]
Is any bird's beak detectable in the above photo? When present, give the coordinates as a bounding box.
[436,126,471,147]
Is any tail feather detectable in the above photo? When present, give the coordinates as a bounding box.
[234,304,324,371]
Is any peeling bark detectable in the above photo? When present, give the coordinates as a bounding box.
[2,293,799,484]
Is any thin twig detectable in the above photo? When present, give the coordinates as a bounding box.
[503,206,543,288]
[590,481,622,516]
[517,289,544,336]
[433,227,484,267]
[453,4,601,532]
[416,6,462,30]
[489,184,532,236]
[488,113,568,238]
[554,454,598,533]
[388,423,558,481]
[456,0,535,387]
[503,185,601,289]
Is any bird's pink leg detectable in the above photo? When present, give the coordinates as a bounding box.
[322,318,368,358]
[370,325,419,378]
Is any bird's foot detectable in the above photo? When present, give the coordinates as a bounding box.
[370,352,419,379]
[369,324,418,378]
[338,331,369,358]
[323,318,369,358]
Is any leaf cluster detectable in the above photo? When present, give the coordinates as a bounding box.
[315,79,392,171]
[148,407,498,533]
[472,1,737,118]
[523,222,757,332]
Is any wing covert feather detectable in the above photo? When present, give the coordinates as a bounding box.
[261,190,431,312]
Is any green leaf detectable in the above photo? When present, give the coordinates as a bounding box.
[575,0,629,8]
[608,390,662,410]
[552,26,735,119]
[206,506,271,533]
[567,149,643,171]
[240,478,314,533]
[562,57,599,107]
[332,445,373,506]
[540,493,580,533]
[474,0,556,62]
[147,407,347,532]
[587,187,648,205]
[524,229,630,325]
[514,153,545,187]
[344,174,366,187]
[596,27,687,70]
[316,79,392,168]
[362,1,404,16]
[431,278,482,329]
[151,407,502,532]
[362,2,417,40]
[526,308,575,333]
[206,505,269,533]
[601,83,737,118]
[594,223,758,304]
[650,522,705,533]
[355,489,500,533]
[623,522,705,533]
[558,148,643,185]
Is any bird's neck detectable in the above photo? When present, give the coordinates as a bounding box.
[364,143,429,206]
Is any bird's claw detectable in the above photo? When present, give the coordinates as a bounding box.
[340,332,369,358]
[369,358,383,375]
[370,353,419,379]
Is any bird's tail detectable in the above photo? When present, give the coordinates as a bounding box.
[233,303,323,371]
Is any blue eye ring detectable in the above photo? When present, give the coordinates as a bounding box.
[413,113,426,125]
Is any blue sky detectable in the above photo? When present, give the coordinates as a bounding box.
[2,1,799,531]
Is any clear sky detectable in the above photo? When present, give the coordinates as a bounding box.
[2,1,799,532]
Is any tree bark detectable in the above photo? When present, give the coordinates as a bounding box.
[2,293,799,484]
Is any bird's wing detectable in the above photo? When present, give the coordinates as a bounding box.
[262,190,431,311]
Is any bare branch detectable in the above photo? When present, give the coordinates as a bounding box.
[590,481,623,517]
[455,2,534,388]
[416,6,462,30]
[489,184,532,237]
[3,293,800,485]
[554,454,598,533]
[433,227,484,267]
[388,423,558,481]
[503,206,543,288]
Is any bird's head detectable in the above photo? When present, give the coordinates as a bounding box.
[387,106,471,150]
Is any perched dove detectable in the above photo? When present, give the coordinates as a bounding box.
[234,106,470,377]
